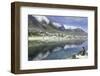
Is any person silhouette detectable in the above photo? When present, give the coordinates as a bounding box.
[78,47,86,56]
[81,47,86,55]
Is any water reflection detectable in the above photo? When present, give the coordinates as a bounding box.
[28,40,88,61]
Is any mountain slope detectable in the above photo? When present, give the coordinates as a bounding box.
[28,15,87,36]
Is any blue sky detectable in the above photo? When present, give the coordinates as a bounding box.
[47,16,88,32]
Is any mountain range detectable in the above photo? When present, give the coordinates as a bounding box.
[28,15,87,36]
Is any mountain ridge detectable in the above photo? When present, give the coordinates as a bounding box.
[28,15,87,36]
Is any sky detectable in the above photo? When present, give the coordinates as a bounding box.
[47,16,88,32]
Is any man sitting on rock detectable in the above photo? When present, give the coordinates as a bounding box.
[78,47,86,56]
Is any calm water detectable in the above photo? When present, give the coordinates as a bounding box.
[28,40,88,61]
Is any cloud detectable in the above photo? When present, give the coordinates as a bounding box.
[52,22,62,27]
[63,24,78,29]
[33,15,50,24]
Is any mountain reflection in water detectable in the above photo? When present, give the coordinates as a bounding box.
[28,40,88,61]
